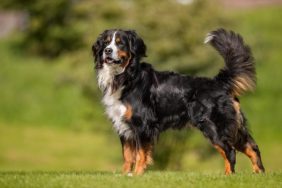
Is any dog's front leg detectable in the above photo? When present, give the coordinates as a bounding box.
[121,138,136,175]
[134,142,154,175]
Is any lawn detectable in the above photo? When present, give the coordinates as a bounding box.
[0,171,281,188]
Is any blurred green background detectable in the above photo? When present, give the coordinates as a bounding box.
[0,0,281,173]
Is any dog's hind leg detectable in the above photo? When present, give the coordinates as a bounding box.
[213,143,236,175]
[196,119,236,175]
[235,129,265,173]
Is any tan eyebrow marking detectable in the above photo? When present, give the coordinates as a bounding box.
[115,37,121,43]
[105,36,111,42]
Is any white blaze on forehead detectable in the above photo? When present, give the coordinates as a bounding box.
[103,31,119,60]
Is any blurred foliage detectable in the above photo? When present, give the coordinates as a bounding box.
[0,0,87,57]
[0,0,227,68]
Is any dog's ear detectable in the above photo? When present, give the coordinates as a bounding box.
[126,30,147,59]
[92,31,106,62]
[92,30,110,69]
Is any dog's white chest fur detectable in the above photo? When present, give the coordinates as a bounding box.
[97,64,133,139]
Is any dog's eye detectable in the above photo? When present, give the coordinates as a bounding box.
[116,42,124,47]
[104,40,110,45]
[103,37,111,45]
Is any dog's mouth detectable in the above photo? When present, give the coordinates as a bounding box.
[105,57,122,64]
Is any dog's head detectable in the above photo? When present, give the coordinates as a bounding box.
[92,29,146,74]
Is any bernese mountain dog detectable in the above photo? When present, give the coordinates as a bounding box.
[92,28,265,175]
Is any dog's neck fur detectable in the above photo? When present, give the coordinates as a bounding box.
[97,63,116,92]
[97,58,142,94]
[97,62,134,139]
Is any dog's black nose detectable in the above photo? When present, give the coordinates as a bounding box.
[104,48,113,55]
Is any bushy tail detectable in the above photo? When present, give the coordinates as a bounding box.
[205,28,256,96]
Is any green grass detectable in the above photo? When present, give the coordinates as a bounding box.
[0,37,106,129]
[0,171,281,188]
[0,124,120,171]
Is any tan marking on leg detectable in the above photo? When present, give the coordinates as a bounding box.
[214,145,232,175]
[134,147,146,175]
[244,143,262,173]
[233,99,241,129]
[122,140,135,174]
[145,144,154,166]
[134,143,153,175]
